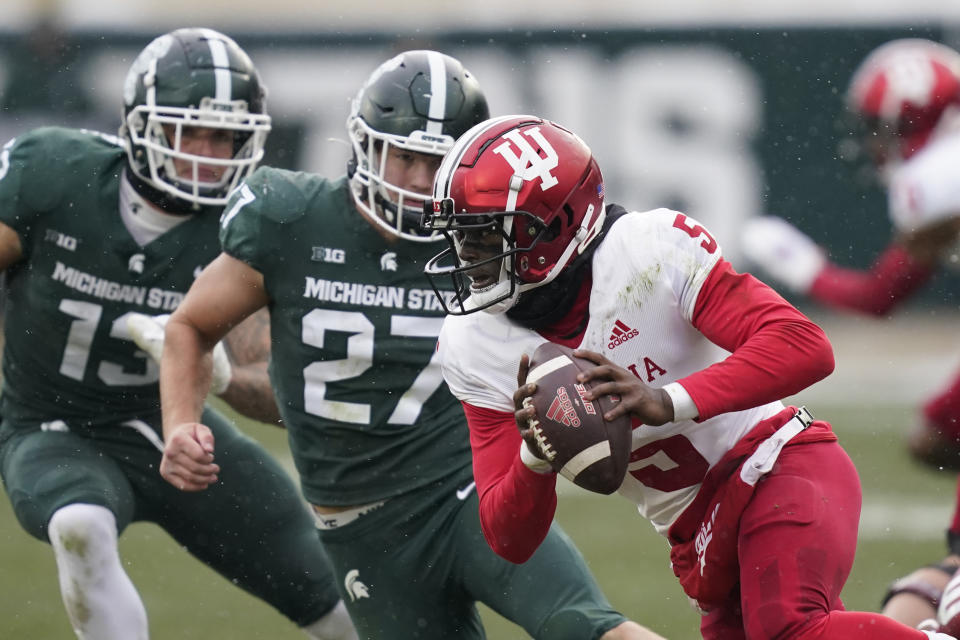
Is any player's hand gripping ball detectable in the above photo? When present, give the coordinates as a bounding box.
[524,342,631,494]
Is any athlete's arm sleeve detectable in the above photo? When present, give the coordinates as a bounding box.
[463,401,559,564]
[807,244,933,316]
[678,259,834,420]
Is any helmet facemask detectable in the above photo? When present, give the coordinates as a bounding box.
[348,115,452,242]
[425,203,525,314]
[423,196,602,315]
[126,91,270,207]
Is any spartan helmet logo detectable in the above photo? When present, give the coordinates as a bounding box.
[344,569,370,602]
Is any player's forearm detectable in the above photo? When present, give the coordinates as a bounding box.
[464,402,558,563]
[217,362,282,425]
[0,222,24,271]
[808,244,933,316]
[215,307,281,424]
[160,314,215,436]
[680,318,834,420]
[477,455,558,564]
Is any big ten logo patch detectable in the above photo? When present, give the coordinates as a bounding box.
[312,246,346,264]
[45,229,78,251]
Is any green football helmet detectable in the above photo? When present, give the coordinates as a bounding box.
[347,50,490,242]
[120,28,271,208]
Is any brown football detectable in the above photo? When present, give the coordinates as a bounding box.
[524,341,631,494]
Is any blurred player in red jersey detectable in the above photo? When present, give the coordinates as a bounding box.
[422,114,953,639]
[741,38,960,631]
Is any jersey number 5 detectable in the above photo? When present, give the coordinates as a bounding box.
[672,213,717,254]
[628,434,710,492]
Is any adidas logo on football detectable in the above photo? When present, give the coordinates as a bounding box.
[574,383,597,415]
[546,387,581,428]
[608,319,639,349]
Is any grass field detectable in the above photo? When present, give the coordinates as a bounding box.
[0,401,955,639]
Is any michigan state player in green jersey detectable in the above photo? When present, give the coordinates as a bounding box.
[158,50,662,639]
[0,29,356,640]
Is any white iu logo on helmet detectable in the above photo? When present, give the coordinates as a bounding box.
[492,127,560,191]
[886,52,938,109]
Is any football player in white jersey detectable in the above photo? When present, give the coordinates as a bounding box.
[422,114,953,640]
[741,39,960,631]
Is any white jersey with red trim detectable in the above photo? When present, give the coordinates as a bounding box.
[438,208,784,534]
[889,130,960,234]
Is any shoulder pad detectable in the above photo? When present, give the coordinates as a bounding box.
[3,127,122,212]
[241,166,333,225]
[19,126,122,155]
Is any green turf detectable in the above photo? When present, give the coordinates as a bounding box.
[0,403,954,638]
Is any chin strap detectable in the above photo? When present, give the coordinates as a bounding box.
[124,168,205,216]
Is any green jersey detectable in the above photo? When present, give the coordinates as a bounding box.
[0,127,222,425]
[220,168,472,506]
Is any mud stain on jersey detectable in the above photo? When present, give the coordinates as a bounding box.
[618,265,660,310]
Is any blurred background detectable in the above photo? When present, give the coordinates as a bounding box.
[2,0,960,638]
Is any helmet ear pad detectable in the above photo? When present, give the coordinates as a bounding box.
[509,157,606,286]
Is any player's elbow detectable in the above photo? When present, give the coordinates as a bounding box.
[808,326,835,381]
[790,325,835,389]
[480,526,537,564]
[166,309,217,354]
[163,313,193,350]
[816,344,835,380]
[478,510,541,564]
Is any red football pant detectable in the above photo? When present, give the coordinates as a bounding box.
[701,441,929,639]
[924,370,960,445]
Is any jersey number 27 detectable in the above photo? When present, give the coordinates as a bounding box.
[301,308,443,425]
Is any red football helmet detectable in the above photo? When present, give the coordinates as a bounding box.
[847,38,960,165]
[423,115,606,314]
